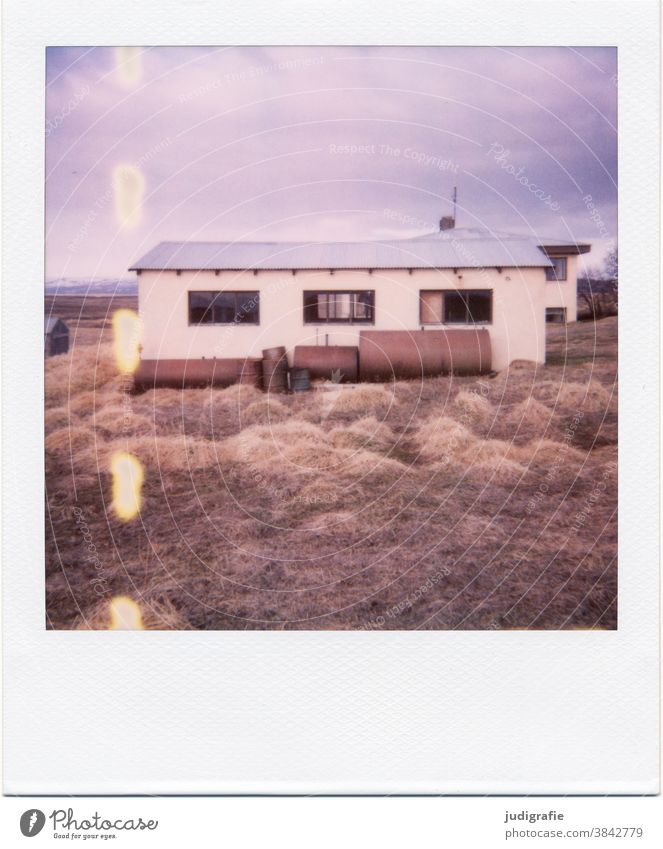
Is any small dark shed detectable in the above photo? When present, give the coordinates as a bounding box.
[44,316,69,356]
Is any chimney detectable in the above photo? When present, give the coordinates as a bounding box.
[439,186,458,231]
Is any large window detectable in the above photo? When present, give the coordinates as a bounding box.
[545,257,567,281]
[303,290,375,324]
[189,291,260,325]
[419,290,492,325]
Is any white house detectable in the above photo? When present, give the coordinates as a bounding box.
[130,219,589,388]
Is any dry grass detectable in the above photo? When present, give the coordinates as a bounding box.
[505,397,553,429]
[45,344,118,406]
[241,397,290,426]
[45,302,617,631]
[93,406,155,437]
[453,389,493,425]
[222,419,405,482]
[45,424,96,455]
[316,383,396,416]
[105,434,223,472]
[329,417,397,454]
[533,379,612,411]
[204,383,264,410]
[45,405,75,433]
[414,413,477,460]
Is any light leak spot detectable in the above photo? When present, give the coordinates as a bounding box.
[109,596,144,630]
[113,163,145,229]
[115,47,142,85]
[113,308,142,374]
[111,451,144,520]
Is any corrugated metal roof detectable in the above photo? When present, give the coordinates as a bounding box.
[130,228,560,271]
[444,227,591,253]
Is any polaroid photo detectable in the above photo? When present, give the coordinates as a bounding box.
[2,0,659,797]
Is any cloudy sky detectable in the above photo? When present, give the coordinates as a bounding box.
[45,46,617,279]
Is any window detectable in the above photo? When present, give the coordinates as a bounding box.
[419,290,492,325]
[303,290,375,324]
[546,307,567,324]
[545,257,567,281]
[189,291,259,325]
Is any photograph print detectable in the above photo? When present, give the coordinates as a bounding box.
[44,46,618,631]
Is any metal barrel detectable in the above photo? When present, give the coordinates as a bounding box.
[262,345,287,361]
[236,358,263,388]
[261,346,289,392]
[290,367,311,392]
[261,358,288,393]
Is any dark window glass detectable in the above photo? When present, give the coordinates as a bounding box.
[214,292,236,323]
[236,292,260,324]
[303,291,374,324]
[189,291,260,325]
[355,290,374,320]
[443,290,492,324]
[466,292,492,323]
[303,292,321,322]
[545,257,567,281]
[189,291,215,324]
[444,292,469,323]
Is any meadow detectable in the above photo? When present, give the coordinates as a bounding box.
[45,295,617,630]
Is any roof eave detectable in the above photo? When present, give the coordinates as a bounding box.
[540,243,591,256]
[131,263,553,272]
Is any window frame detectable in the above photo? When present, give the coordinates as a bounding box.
[545,256,568,282]
[302,290,375,325]
[419,289,493,326]
[188,290,260,326]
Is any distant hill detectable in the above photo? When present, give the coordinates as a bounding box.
[45,278,138,295]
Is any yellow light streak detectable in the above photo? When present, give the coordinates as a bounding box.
[109,596,144,630]
[112,308,142,374]
[113,163,145,229]
[115,47,142,85]
[111,451,144,520]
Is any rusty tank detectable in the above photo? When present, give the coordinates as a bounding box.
[133,357,263,390]
[358,329,491,380]
[292,345,359,383]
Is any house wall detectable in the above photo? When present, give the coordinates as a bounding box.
[138,266,548,372]
[544,254,578,322]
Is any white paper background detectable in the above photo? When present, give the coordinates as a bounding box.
[2,0,659,794]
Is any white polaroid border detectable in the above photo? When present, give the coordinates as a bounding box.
[2,0,659,794]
